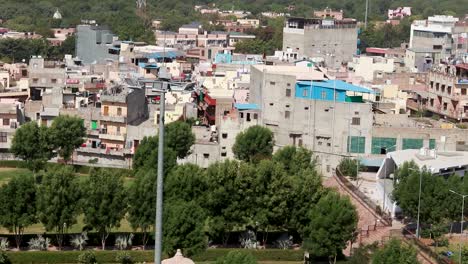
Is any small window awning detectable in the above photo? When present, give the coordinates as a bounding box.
[146,51,183,59]
[138,63,159,69]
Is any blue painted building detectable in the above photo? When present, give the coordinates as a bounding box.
[295,80,373,103]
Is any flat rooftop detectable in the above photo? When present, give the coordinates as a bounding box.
[389,149,468,173]
[252,65,326,80]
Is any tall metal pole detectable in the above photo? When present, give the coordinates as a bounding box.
[416,170,422,239]
[154,89,166,264]
[460,196,465,264]
[364,0,369,29]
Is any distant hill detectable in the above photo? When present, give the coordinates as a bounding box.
[0,0,466,42]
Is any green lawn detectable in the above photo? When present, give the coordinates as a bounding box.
[0,168,32,186]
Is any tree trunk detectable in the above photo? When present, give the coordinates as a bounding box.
[100,231,109,250]
[14,226,23,250]
[222,231,230,247]
[56,227,64,250]
[142,227,149,251]
[262,229,268,249]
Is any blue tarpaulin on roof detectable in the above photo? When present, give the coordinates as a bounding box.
[297,80,374,94]
[138,63,159,69]
[234,103,260,110]
[147,51,178,59]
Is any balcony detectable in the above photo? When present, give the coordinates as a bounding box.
[99,131,126,142]
[77,146,129,157]
[100,114,127,123]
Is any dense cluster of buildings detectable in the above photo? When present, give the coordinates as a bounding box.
[0,9,466,199]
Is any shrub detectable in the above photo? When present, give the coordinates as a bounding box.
[0,252,11,264]
[27,235,50,251]
[77,251,97,264]
[70,232,88,251]
[116,252,134,264]
[274,234,293,250]
[115,234,134,250]
[214,250,257,264]
[0,238,8,251]
[338,158,365,180]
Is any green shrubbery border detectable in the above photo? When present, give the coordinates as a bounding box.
[4,249,304,263]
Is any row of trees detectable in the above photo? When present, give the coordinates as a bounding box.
[0,147,357,261]
[0,37,76,63]
[393,161,468,237]
[11,116,86,172]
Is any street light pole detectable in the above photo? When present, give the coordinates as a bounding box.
[154,87,166,264]
[409,167,423,239]
[450,189,468,264]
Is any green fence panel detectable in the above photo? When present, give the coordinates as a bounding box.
[402,138,424,150]
[371,137,397,154]
[347,136,365,153]
[429,139,436,149]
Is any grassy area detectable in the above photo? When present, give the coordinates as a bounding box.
[0,168,32,186]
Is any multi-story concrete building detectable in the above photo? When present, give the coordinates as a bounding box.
[415,63,468,120]
[409,15,463,66]
[0,102,23,151]
[249,65,374,174]
[283,17,358,69]
[76,24,119,64]
[28,57,66,100]
[351,56,397,82]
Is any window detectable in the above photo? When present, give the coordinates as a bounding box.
[318,141,323,145]
[433,45,442,50]
[430,98,434,107]
[221,152,227,157]
[462,88,467,95]
[0,132,6,142]
[443,102,448,110]
[436,83,440,91]
[269,103,274,106]
[3,119,9,126]
[354,111,359,115]
[32,78,39,84]
[448,86,451,95]
[117,107,122,116]
[286,88,291,97]
[327,143,331,147]
[253,113,258,119]
[286,104,290,108]
[270,81,276,85]
[51,78,57,84]
[287,83,291,87]
[247,113,251,122]
[222,133,228,139]
[351,117,360,125]
[117,126,121,133]
[321,91,327,99]
[203,153,210,159]
[304,107,309,110]
[146,69,151,74]
[430,81,434,88]
[302,89,308,97]
[240,112,244,118]
[441,85,445,93]
[285,111,290,119]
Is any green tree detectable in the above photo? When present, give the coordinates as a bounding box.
[127,169,155,250]
[165,164,206,203]
[347,243,378,264]
[0,174,37,249]
[338,158,365,180]
[11,122,54,173]
[163,199,207,257]
[82,169,127,250]
[232,125,273,162]
[371,239,419,264]
[165,121,195,159]
[50,115,86,163]
[302,191,358,264]
[132,136,177,172]
[273,146,314,173]
[37,166,81,249]
[205,160,256,245]
[214,250,258,264]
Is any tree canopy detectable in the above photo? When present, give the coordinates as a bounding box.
[371,239,419,264]
[302,191,358,263]
[81,169,127,250]
[164,121,195,159]
[11,122,54,172]
[232,125,274,162]
[36,166,81,249]
[0,173,37,249]
[50,115,86,163]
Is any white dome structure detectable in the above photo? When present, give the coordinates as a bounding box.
[162,249,195,264]
[53,9,62,20]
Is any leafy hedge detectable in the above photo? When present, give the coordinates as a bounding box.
[4,249,304,263]
[0,160,134,177]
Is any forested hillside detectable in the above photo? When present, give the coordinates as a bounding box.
[0,0,466,43]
